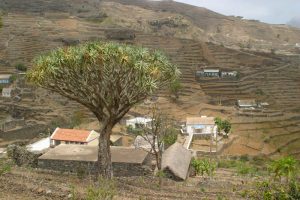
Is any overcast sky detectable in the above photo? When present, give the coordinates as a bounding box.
[174,0,300,24]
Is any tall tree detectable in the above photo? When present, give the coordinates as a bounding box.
[27,42,179,178]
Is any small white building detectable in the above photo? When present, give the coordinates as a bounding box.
[2,88,13,98]
[0,74,12,84]
[196,69,220,77]
[237,99,257,109]
[185,116,217,138]
[221,71,238,77]
[126,117,153,129]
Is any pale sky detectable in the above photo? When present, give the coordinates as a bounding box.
[174,0,300,24]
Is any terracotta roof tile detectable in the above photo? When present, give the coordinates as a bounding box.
[51,128,91,143]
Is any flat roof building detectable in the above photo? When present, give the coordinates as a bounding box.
[38,145,151,176]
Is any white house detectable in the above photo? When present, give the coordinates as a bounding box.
[221,71,238,77]
[237,99,257,109]
[185,116,217,138]
[2,88,13,98]
[0,74,11,85]
[196,69,220,77]
[126,117,153,129]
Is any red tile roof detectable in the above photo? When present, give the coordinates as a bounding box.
[51,128,92,143]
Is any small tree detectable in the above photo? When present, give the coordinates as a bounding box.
[222,120,232,137]
[269,156,298,183]
[191,158,216,177]
[214,117,223,135]
[169,79,182,101]
[214,117,231,137]
[131,106,178,185]
[27,41,179,179]
[15,63,27,72]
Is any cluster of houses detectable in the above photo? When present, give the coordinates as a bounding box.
[26,123,190,180]
[22,114,223,181]
[22,114,223,180]
[0,72,34,101]
[195,69,238,79]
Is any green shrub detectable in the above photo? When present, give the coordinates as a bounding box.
[288,180,300,199]
[268,156,298,182]
[239,154,249,162]
[236,162,257,176]
[163,127,178,147]
[217,159,238,168]
[0,16,2,28]
[192,158,216,177]
[9,75,17,83]
[247,180,300,200]
[0,159,12,175]
[7,145,40,167]
[86,177,116,200]
[15,63,27,72]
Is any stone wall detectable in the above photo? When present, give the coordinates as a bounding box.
[104,29,136,40]
[0,119,25,132]
[38,157,152,177]
[0,124,47,142]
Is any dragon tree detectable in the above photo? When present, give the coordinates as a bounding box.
[27,41,180,178]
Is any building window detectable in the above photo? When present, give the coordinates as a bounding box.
[194,128,203,134]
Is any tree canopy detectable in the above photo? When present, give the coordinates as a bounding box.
[27,41,180,125]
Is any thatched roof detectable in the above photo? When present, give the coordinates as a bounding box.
[161,142,192,180]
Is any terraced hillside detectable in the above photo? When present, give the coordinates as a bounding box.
[0,0,299,157]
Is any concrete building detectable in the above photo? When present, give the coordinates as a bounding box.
[221,71,238,77]
[181,116,217,150]
[184,116,217,138]
[126,117,153,129]
[38,145,152,176]
[237,99,258,109]
[1,88,13,98]
[0,74,11,85]
[196,69,220,77]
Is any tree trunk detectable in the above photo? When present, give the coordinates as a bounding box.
[155,152,163,187]
[97,123,113,179]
